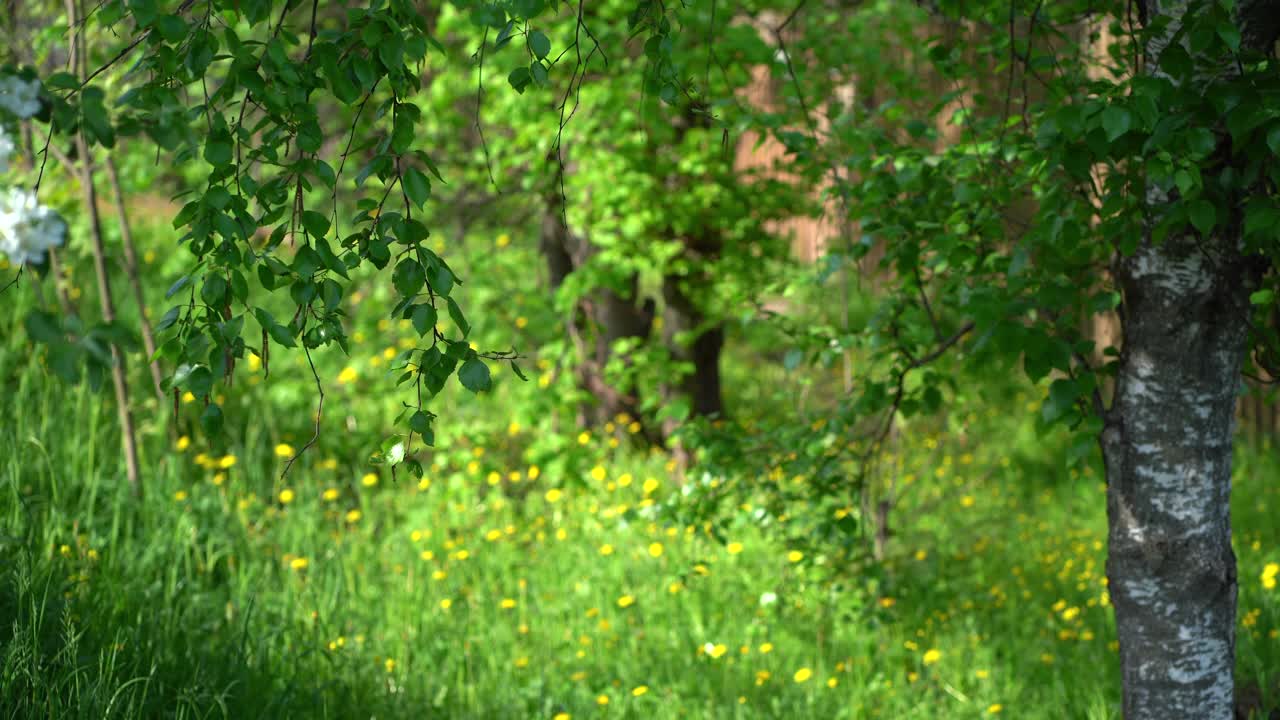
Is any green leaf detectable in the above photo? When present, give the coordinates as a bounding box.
[1217,23,1241,53]
[1101,106,1131,142]
[301,210,330,239]
[154,14,187,42]
[201,402,224,435]
[446,296,470,337]
[393,259,426,297]
[1249,289,1274,306]
[428,263,453,296]
[292,246,323,277]
[165,275,191,299]
[510,361,528,381]
[412,304,438,336]
[409,410,431,434]
[1189,199,1216,234]
[24,310,62,343]
[204,140,233,167]
[530,61,548,86]
[201,274,227,307]
[155,306,181,332]
[257,262,276,290]
[528,30,551,59]
[1267,125,1280,156]
[321,278,343,311]
[392,112,415,154]
[402,167,431,208]
[458,358,492,393]
[508,66,531,93]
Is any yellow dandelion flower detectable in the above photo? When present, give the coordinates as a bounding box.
[211,473,226,486]
[590,465,607,482]
[599,544,614,556]
[707,643,727,659]
[988,705,1003,714]
[514,656,529,668]
[384,658,396,672]
[727,542,744,555]
[545,488,563,503]
[173,490,188,502]
[528,465,541,480]
[631,685,648,697]
[553,714,569,720]
[515,316,528,329]
[275,444,294,457]
[361,473,378,487]
[501,598,517,609]
[176,436,191,451]
[788,550,804,563]
[218,455,237,469]
[278,489,295,504]
[879,597,896,608]
[760,642,774,654]
[345,509,362,523]
[496,233,510,248]
[793,667,813,683]
[648,542,664,558]
[617,594,635,608]
[961,495,975,507]
[577,431,590,445]
[643,478,660,494]
[322,488,339,501]
[486,529,503,541]
[596,694,609,705]
[922,649,942,665]
[290,557,309,570]
[975,669,990,679]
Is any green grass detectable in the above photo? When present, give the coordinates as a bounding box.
[3,304,1280,720]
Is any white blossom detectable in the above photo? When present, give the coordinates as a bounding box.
[0,124,13,174]
[0,75,42,119]
[0,187,66,266]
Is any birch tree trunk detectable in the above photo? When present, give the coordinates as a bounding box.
[1102,2,1276,717]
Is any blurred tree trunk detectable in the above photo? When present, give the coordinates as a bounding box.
[104,158,165,403]
[658,102,727,445]
[66,0,141,491]
[540,175,656,437]
[1101,3,1277,717]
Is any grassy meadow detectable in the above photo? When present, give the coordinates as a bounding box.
[3,282,1280,720]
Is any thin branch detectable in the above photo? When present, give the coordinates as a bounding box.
[281,335,325,479]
